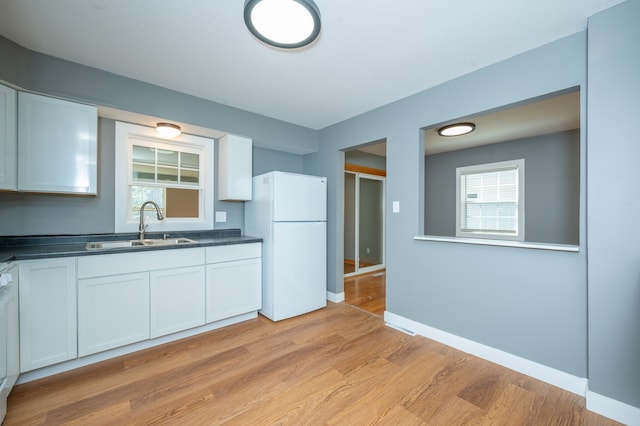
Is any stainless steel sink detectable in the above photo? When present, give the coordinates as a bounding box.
[139,238,197,246]
[85,240,145,250]
[85,237,197,250]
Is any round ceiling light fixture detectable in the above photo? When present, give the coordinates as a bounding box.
[155,122,182,138]
[244,0,321,49]
[437,122,476,137]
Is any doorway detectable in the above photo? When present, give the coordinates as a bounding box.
[344,171,385,276]
[343,143,387,316]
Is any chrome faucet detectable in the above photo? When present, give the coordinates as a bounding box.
[139,201,164,241]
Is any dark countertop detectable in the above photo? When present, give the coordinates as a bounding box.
[0,229,262,262]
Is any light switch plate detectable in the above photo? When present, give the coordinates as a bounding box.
[215,211,227,222]
[392,201,400,213]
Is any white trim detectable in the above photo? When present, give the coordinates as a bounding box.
[114,122,215,233]
[415,235,580,252]
[587,391,640,426]
[456,159,525,241]
[327,291,344,303]
[384,311,588,396]
[344,171,386,275]
[17,312,257,384]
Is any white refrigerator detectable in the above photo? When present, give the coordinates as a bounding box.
[245,171,327,321]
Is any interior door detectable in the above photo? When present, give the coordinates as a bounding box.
[344,172,385,276]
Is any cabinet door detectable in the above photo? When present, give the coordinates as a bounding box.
[0,84,17,191]
[19,258,77,372]
[78,272,150,356]
[206,258,261,323]
[218,134,252,201]
[18,92,97,194]
[150,266,205,338]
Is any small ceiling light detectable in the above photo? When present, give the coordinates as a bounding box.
[156,122,181,138]
[244,0,321,49]
[438,122,476,137]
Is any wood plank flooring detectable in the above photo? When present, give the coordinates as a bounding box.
[345,269,386,315]
[6,302,620,425]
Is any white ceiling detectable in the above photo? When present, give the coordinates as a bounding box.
[424,89,581,155]
[0,0,622,130]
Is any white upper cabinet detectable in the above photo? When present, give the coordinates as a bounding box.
[218,134,252,201]
[0,83,17,191]
[18,92,97,194]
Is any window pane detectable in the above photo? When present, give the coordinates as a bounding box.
[180,169,200,185]
[458,160,522,238]
[132,145,155,164]
[483,186,498,202]
[130,186,165,220]
[158,149,179,167]
[132,164,155,182]
[157,166,179,183]
[181,152,199,169]
[483,172,498,186]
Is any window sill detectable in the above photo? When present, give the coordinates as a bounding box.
[414,235,580,252]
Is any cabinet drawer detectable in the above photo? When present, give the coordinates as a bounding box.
[78,247,206,278]
[206,243,261,264]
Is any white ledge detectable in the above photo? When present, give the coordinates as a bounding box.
[414,235,580,252]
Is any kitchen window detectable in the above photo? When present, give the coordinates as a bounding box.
[456,159,524,241]
[115,122,214,233]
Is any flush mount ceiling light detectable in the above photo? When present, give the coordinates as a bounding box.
[244,0,321,49]
[155,122,182,138]
[438,122,476,137]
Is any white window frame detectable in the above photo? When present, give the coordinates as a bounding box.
[456,159,525,241]
[115,121,214,233]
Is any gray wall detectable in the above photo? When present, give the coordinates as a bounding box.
[345,150,386,170]
[253,147,303,176]
[0,118,116,235]
[358,178,384,264]
[587,0,640,408]
[425,130,580,244]
[0,39,308,236]
[307,31,589,380]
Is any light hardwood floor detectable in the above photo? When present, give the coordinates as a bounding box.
[6,302,620,425]
[344,269,386,316]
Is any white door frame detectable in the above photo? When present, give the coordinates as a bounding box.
[344,171,386,277]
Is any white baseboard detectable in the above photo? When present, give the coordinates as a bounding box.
[384,311,588,396]
[327,291,344,303]
[587,390,640,426]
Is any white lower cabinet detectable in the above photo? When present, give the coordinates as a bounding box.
[78,272,150,357]
[18,243,261,374]
[18,258,77,372]
[76,248,207,356]
[150,266,205,338]
[206,243,262,323]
